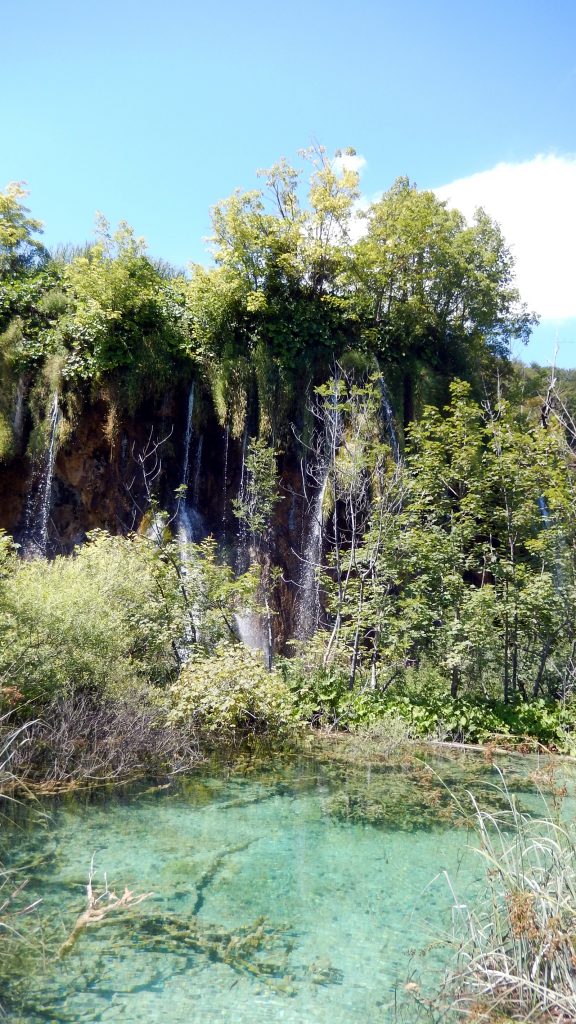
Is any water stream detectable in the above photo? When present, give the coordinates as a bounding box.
[222,425,230,531]
[12,377,25,448]
[233,426,272,666]
[296,464,330,639]
[21,392,60,556]
[176,383,204,546]
[378,375,400,464]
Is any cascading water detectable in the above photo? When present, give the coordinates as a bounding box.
[234,608,272,667]
[233,426,273,667]
[378,375,400,463]
[22,392,60,557]
[180,384,195,496]
[176,383,204,546]
[295,464,330,639]
[236,425,250,571]
[175,384,206,656]
[222,425,230,531]
[538,495,563,589]
[192,436,203,508]
[296,379,342,640]
[12,378,25,448]
[538,495,550,525]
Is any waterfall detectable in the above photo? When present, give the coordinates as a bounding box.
[12,378,25,448]
[234,608,272,668]
[236,425,250,571]
[295,377,341,640]
[538,495,563,589]
[176,383,204,545]
[238,425,248,512]
[378,376,400,463]
[222,425,229,530]
[296,463,330,639]
[233,425,272,666]
[192,436,203,508]
[22,393,60,557]
[538,495,550,525]
[180,383,195,494]
[174,384,205,656]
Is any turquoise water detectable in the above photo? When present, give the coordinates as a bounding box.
[2,749,571,1023]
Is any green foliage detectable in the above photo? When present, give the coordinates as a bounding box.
[175,534,260,651]
[168,644,296,736]
[1,157,566,756]
[0,531,184,703]
[319,378,576,708]
[0,154,537,449]
[233,437,280,546]
[46,219,194,399]
[350,179,535,383]
[0,411,13,461]
[0,182,46,276]
[380,668,576,751]
[281,657,391,729]
[0,529,259,709]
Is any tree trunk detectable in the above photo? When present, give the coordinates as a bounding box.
[532,639,552,699]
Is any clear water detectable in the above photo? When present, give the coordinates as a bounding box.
[2,749,572,1024]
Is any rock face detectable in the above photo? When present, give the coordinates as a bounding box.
[0,388,314,647]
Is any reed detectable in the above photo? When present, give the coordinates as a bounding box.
[0,717,43,1019]
[447,770,576,1022]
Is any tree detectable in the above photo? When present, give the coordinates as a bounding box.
[350,179,537,426]
[0,184,57,460]
[0,182,46,276]
[316,381,576,704]
[189,147,361,437]
[47,218,192,396]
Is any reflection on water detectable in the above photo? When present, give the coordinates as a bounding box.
[2,748,574,1023]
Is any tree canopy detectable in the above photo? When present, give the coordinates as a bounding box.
[0,149,537,458]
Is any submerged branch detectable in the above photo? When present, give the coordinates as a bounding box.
[59,859,153,958]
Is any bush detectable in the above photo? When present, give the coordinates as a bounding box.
[0,530,184,705]
[281,659,393,729]
[168,644,296,737]
[1,696,200,791]
[381,668,576,752]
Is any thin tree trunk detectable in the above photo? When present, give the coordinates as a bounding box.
[532,639,552,699]
[403,370,414,433]
[503,603,510,705]
[348,577,365,691]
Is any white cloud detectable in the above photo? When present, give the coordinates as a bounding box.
[333,152,367,176]
[434,154,576,319]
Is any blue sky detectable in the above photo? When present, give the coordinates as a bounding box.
[2,0,575,365]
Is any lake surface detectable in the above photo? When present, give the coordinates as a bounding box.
[2,747,571,1023]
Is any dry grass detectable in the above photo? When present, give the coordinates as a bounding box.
[0,718,44,1019]
[447,770,576,1023]
[1,695,201,794]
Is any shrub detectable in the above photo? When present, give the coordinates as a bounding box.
[0,530,184,704]
[2,696,200,791]
[281,659,393,729]
[168,644,296,736]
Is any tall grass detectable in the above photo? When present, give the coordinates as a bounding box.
[448,771,576,1023]
[0,716,42,1018]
